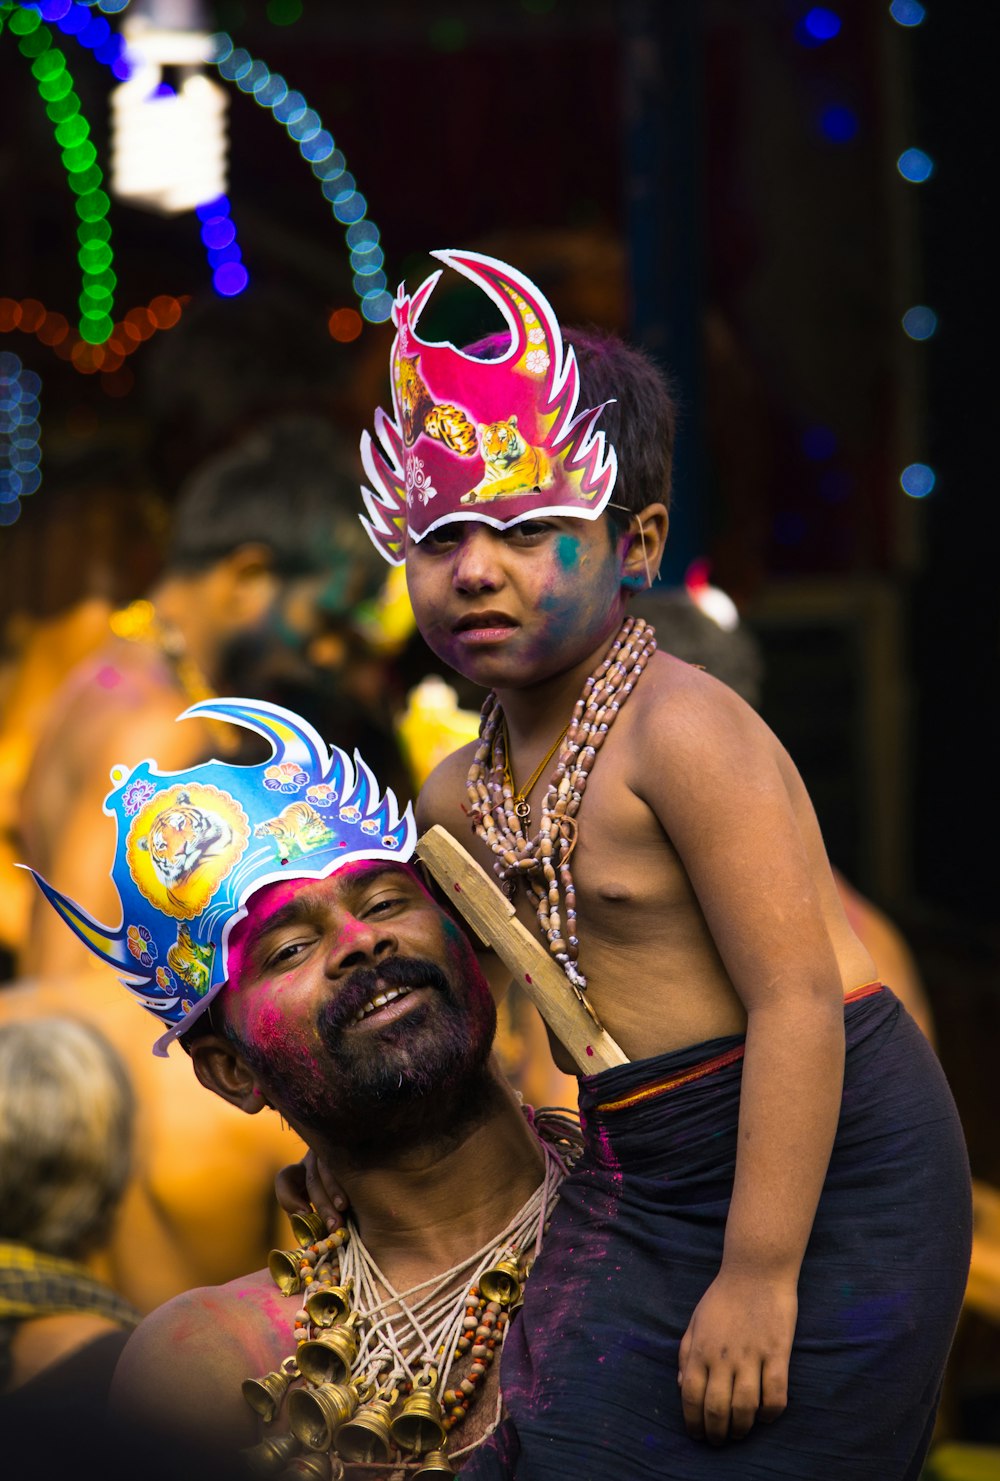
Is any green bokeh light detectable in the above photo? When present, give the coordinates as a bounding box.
[56,116,89,147]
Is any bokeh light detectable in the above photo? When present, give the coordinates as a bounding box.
[3,3,117,340]
[897,147,934,182]
[819,104,858,143]
[802,425,838,461]
[900,463,936,498]
[0,350,42,527]
[797,7,842,44]
[889,0,926,26]
[328,307,363,343]
[211,34,391,322]
[195,195,249,297]
[901,305,938,340]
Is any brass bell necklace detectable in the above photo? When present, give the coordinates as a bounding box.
[466,614,657,994]
[244,1111,581,1479]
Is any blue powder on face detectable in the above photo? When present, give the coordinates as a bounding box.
[556,535,580,570]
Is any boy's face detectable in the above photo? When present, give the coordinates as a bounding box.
[405,514,629,691]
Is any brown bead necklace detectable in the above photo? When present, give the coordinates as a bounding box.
[466,614,657,993]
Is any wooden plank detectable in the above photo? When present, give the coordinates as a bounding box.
[416,825,629,1074]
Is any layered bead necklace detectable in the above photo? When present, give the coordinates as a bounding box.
[466,615,657,993]
[243,1111,581,1480]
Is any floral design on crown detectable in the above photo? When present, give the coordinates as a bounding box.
[360,248,619,565]
[24,699,416,1056]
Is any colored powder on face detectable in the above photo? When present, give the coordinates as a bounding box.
[556,534,580,571]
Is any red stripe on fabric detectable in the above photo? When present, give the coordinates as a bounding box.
[597,983,886,1114]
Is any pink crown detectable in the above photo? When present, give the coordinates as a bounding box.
[359,249,619,565]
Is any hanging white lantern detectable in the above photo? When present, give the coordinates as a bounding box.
[111,16,228,214]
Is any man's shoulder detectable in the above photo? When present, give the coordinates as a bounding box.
[117,1269,290,1385]
[112,1270,290,1447]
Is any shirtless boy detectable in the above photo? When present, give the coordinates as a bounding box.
[355,250,973,1479]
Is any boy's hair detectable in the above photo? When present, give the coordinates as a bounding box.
[466,327,677,530]
[166,414,375,579]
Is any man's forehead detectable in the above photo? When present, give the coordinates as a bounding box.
[242,863,418,927]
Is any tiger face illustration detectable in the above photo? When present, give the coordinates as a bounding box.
[166,923,214,999]
[127,783,250,919]
[395,355,436,446]
[139,791,232,891]
[254,801,337,862]
[462,415,555,504]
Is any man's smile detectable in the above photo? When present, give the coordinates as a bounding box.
[345,983,430,1032]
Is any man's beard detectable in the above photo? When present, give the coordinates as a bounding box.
[228,954,498,1158]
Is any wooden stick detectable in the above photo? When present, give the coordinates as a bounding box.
[416,825,628,1074]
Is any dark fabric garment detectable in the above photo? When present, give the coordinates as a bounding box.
[465,989,972,1481]
[12,1327,131,1407]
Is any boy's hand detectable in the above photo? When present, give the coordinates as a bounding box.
[677,1269,796,1444]
[274,1148,349,1231]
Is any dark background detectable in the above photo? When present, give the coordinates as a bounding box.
[2,0,997,1427]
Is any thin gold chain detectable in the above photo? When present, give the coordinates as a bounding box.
[502,718,570,824]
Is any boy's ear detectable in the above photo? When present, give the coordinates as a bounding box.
[189,1033,272,1115]
[621,503,669,589]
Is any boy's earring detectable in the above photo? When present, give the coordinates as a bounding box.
[632,514,653,590]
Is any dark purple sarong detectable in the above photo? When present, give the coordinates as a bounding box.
[463,988,971,1480]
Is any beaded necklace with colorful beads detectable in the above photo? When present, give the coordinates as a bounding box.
[242,1110,581,1480]
[466,615,657,994]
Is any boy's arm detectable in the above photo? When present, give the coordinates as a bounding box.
[637,679,846,1445]
[416,745,514,1001]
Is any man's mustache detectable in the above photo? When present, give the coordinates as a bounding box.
[319,956,452,1037]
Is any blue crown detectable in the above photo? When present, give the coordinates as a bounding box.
[25,699,417,1055]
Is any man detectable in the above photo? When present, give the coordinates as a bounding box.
[30,697,556,1475]
[3,417,388,1314]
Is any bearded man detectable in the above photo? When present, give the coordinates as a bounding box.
[29,698,570,1477]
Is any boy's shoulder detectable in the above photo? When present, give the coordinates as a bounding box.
[416,737,480,834]
[630,649,778,768]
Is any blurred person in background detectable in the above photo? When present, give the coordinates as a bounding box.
[1,413,394,1314]
[0,1017,139,1402]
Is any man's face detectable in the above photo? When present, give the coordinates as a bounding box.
[218,864,497,1150]
[404,515,629,693]
[215,563,369,698]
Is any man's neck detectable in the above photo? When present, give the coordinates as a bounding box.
[309,1070,546,1291]
[148,575,219,685]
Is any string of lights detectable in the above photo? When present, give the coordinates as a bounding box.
[210,33,392,323]
[0,294,187,376]
[0,0,389,359]
[1,1,117,343]
[786,3,936,529]
[0,352,42,528]
[889,1,935,500]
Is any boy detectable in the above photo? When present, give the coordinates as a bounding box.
[353,250,971,1477]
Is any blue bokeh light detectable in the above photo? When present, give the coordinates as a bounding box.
[0,352,42,525]
[214,262,250,297]
[802,425,838,461]
[802,7,842,41]
[820,105,858,143]
[900,463,936,498]
[209,32,391,321]
[897,147,934,182]
[889,0,926,26]
[901,305,938,340]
